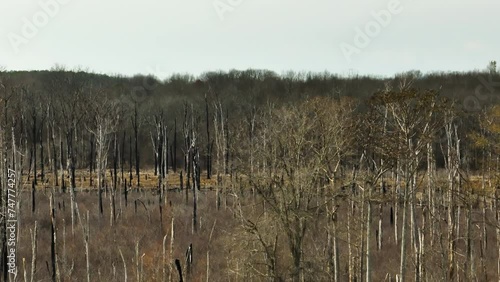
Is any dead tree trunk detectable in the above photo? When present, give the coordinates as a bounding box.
[173,118,177,172]
[366,183,372,282]
[89,134,94,187]
[59,133,65,192]
[39,127,44,183]
[133,103,140,187]
[32,109,37,186]
[377,203,383,251]
[49,193,58,282]
[205,94,212,179]
[465,203,473,280]
[192,147,199,234]
[121,132,125,186]
[162,120,167,179]
[399,168,409,282]
[129,135,132,187]
[183,104,191,191]
[31,181,35,213]
[113,134,118,194]
[67,129,76,190]
[50,118,58,187]
[175,259,183,282]
[110,135,118,226]
[496,195,500,281]
[30,221,38,282]
[224,110,230,175]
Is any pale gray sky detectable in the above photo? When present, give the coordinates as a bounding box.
[1,0,498,79]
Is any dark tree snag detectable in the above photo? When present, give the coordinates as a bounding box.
[39,127,44,183]
[205,94,212,179]
[113,134,118,192]
[390,206,394,226]
[123,179,128,207]
[31,181,36,214]
[49,193,57,282]
[98,181,103,215]
[225,110,229,175]
[170,145,174,174]
[32,108,37,185]
[27,148,33,182]
[173,118,177,172]
[129,135,133,187]
[175,259,183,282]
[50,116,58,187]
[163,125,167,179]
[60,135,66,193]
[183,104,191,190]
[89,133,94,186]
[165,134,172,177]
[121,132,125,185]
[192,148,198,234]
[158,117,163,178]
[186,150,191,191]
[66,129,76,190]
[132,102,140,187]
[153,131,158,176]
[180,171,183,190]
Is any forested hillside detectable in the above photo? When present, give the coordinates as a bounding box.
[1,68,498,173]
[0,66,499,281]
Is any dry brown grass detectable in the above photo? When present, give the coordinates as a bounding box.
[17,188,236,281]
[13,170,500,281]
[21,169,218,190]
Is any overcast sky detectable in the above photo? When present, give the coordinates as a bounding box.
[1,0,498,79]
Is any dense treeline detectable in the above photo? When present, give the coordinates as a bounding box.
[0,65,499,281]
[0,67,498,176]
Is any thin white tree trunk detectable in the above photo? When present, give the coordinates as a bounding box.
[119,248,127,282]
[30,222,37,282]
[399,169,408,282]
[366,186,372,282]
[348,200,353,282]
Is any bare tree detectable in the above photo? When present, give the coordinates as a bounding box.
[87,96,120,217]
[232,97,357,281]
[369,87,445,282]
